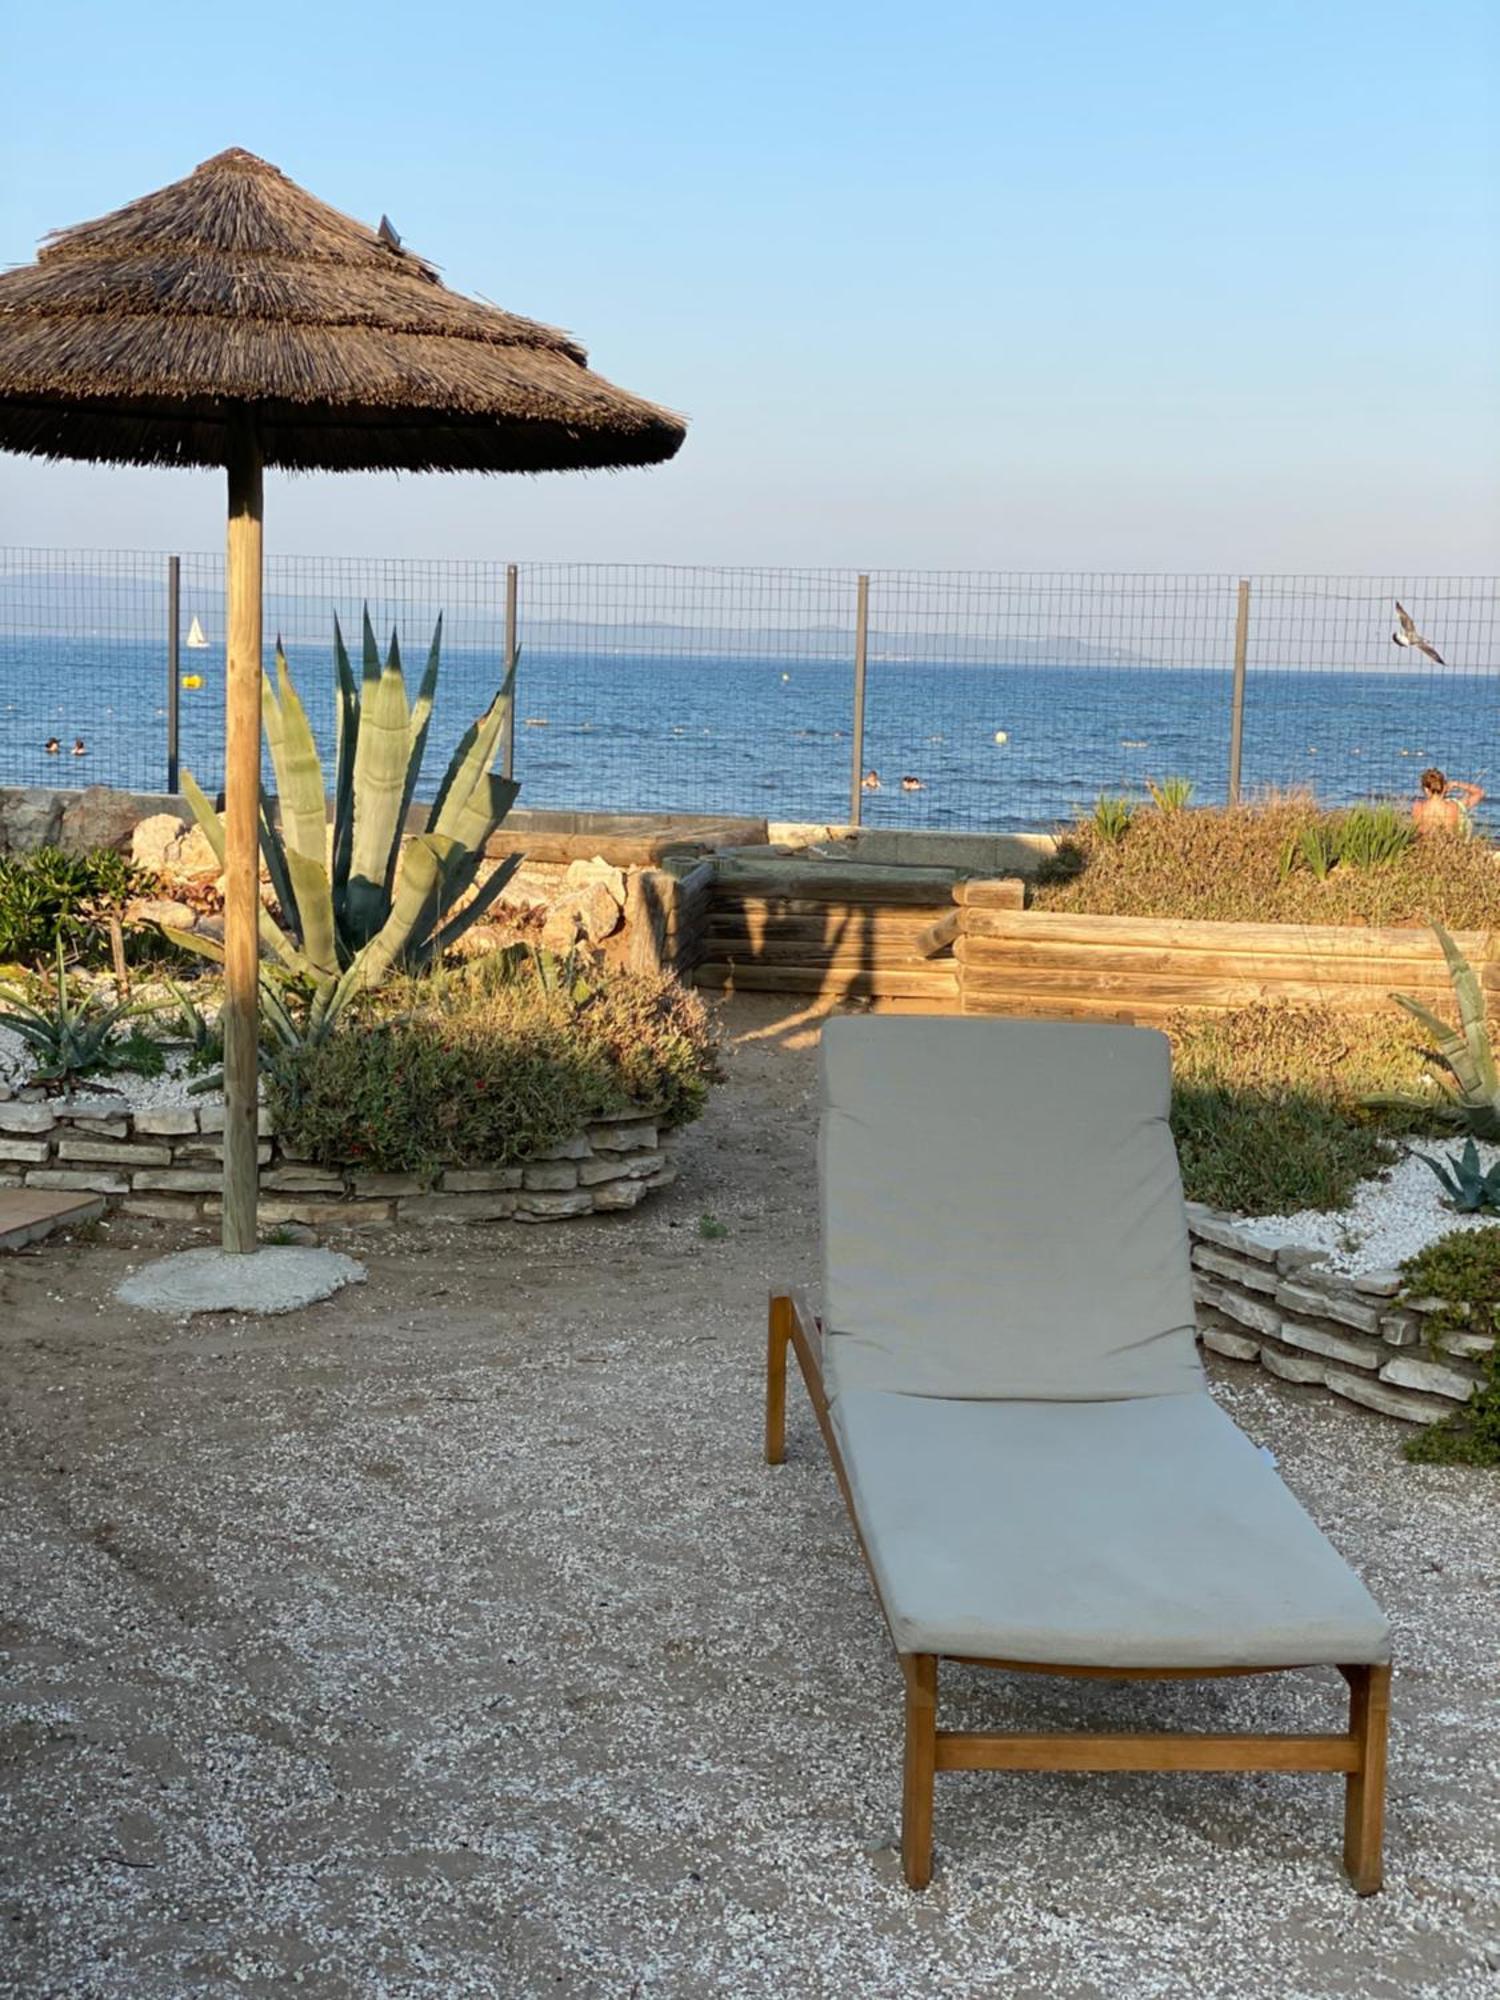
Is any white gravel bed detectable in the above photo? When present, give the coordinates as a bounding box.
[1239,1136,1500,1276]
[0,1022,224,1112]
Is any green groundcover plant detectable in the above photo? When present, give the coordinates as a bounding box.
[265,953,718,1177]
[1398,1229,1500,1467]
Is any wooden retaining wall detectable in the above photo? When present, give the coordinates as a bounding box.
[686,860,1492,1023]
[954,906,1495,1022]
[692,862,963,1009]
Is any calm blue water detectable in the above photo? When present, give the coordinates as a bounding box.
[1,635,1495,834]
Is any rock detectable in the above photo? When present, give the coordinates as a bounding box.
[440,1168,523,1192]
[591,1178,648,1211]
[1379,1312,1421,1348]
[1349,1269,1403,1297]
[578,882,623,943]
[522,1161,580,1191]
[0,1137,51,1164]
[1190,1244,1279,1294]
[541,902,584,954]
[588,1120,658,1153]
[1277,1318,1380,1369]
[0,787,64,852]
[1324,1367,1450,1425]
[1187,1214,1279,1262]
[1191,1276,1281,1338]
[400,1192,518,1224]
[1259,1343,1327,1386]
[56,1138,174,1167]
[564,857,628,907]
[0,1103,56,1134]
[1200,1325,1260,1362]
[129,897,197,932]
[1380,1355,1479,1403]
[130,812,189,872]
[162,824,221,881]
[514,1189,595,1221]
[58,786,142,856]
[1273,1281,1382,1335]
[131,1108,200,1137]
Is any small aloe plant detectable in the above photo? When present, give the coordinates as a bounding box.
[1415,1138,1500,1214]
[173,611,521,1031]
[1372,925,1500,1140]
[0,941,159,1089]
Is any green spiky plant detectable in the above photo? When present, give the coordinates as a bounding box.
[1366,924,1500,1139]
[0,941,161,1089]
[1415,1137,1500,1213]
[172,611,520,1031]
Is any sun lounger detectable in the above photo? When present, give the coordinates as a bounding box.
[766,1016,1391,1892]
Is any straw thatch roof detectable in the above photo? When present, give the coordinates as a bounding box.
[0,149,686,473]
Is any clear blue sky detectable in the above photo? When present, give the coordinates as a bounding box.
[2,0,1496,571]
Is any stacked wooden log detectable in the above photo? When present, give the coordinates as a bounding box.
[954,909,1495,1022]
[625,859,717,979]
[694,861,962,1008]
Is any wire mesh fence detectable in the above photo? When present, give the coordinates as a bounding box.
[0,550,1496,832]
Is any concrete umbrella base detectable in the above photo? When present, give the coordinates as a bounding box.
[116,1246,367,1318]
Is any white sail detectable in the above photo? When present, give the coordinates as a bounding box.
[185,616,209,650]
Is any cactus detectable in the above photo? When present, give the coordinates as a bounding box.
[174,611,520,1027]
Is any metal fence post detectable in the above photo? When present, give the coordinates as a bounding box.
[502,562,518,783]
[1227,577,1250,805]
[849,573,869,826]
[166,554,181,795]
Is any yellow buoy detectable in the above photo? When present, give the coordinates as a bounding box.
[993,729,1008,745]
[181,673,203,690]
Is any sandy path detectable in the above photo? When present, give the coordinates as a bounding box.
[1,997,1496,1998]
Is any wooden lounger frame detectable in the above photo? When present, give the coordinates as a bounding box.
[766,1291,1390,1895]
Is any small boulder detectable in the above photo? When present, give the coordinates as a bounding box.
[129,897,198,932]
[58,785,142,856]
[0,787,65,853]
[541,901,584,954]
[564,856,628,907]
[577,880,623,944]
[131,811,190,873]
[164,824,222,881]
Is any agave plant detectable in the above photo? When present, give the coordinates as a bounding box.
[175,611,520,1030]
[1414,1137,1500,1213]
[0,941,160,1089]
[1366,924,1500,1139]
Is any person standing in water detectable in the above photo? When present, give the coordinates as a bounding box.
[1413,768,1484,835]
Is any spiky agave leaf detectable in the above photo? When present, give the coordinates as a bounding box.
[319,833,459,1026]
[331,616,360,927]
[343,627,413,949]
[177,771,317,980]
[419,853,524,964]
[388,614,443,903]
[426,662,516,841]
[1434,924,1498,1096]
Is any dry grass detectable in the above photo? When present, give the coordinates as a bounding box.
[1034,798,1500,928]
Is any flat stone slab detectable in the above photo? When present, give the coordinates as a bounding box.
[0,1188,106,1251]
[116,1246,367,1317]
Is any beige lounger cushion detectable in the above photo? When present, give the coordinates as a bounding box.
[832,1388,1391,1668]
[820,1017,1202,1401]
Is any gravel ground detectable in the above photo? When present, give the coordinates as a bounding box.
[1,996,1497,2000]
[1242,1138,1500,1276]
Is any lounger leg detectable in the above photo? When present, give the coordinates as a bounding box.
[766,1294,791,1465]
[901,1653,938,1889]
[1342,1663,1390,1894]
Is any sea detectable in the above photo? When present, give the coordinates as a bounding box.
[0,635,1495,836]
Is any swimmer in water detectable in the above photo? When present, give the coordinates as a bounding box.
[861,770,881,792]
[900,775,923,793]
[71,738,87,757]
[44,738,59,755]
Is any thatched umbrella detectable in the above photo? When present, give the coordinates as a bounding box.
[0,148,684,1256]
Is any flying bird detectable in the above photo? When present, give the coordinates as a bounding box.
[1393,602,1445,666]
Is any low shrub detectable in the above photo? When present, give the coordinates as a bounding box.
[1398,1229,1500,1467]
[1034,798,1500,928]
[1167,1003,1436,1213]
[0,847,152,967]
[266,959,717,1176]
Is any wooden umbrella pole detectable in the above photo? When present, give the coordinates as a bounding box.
[222,412,264,1254]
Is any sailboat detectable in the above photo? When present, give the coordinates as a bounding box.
[185,615,209,650]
